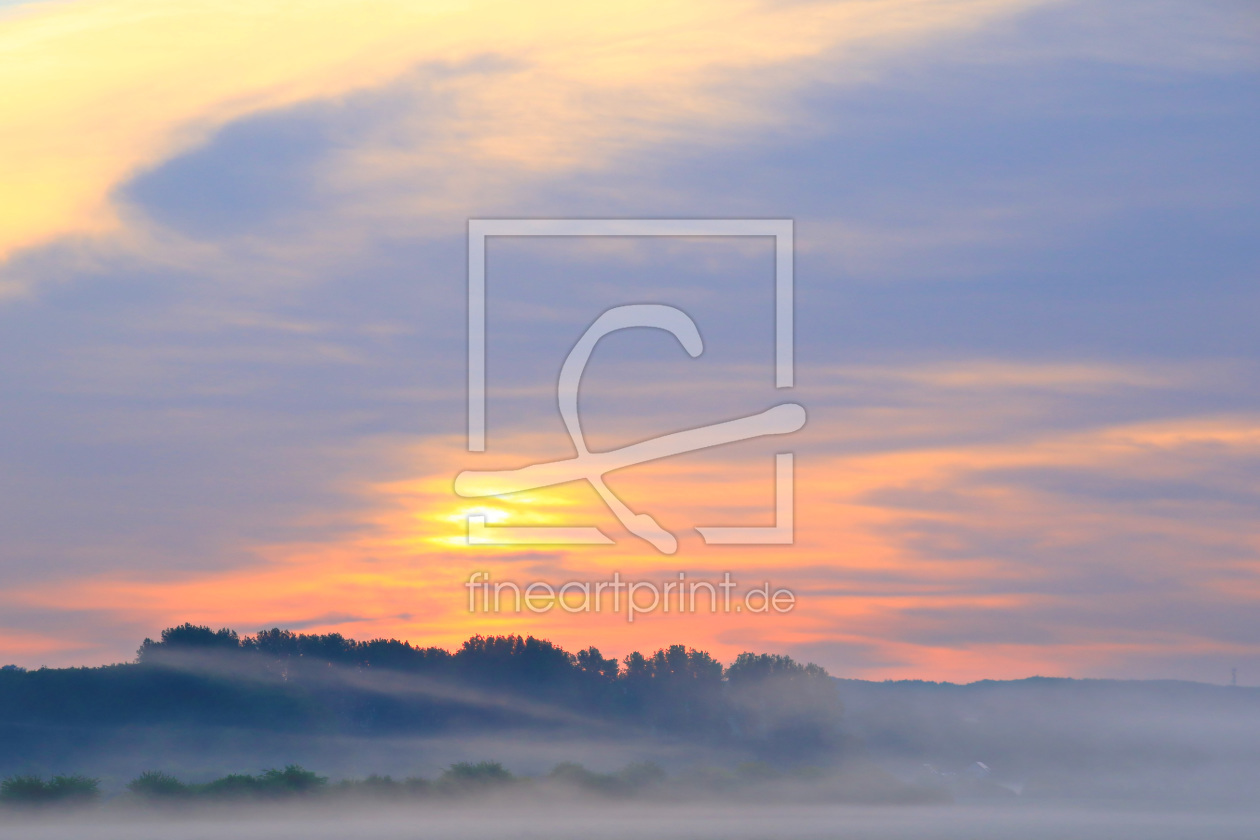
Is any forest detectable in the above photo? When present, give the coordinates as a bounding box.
[0,624,843,754]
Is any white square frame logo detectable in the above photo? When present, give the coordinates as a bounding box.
[462,219,799,553]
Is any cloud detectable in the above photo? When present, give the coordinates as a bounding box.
[7,366,1259,679]
[0,0,1257,682]
[0,0,1061,281]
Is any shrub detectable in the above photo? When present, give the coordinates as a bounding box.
[0,775,48,803]
[198,765,326,798]
[1,774,99,805]
[335,774,431,798]
[257,765,327,795]
[199,773,261,797]
[336,773,399,795]
[438,761,513,789]
[47,775,100,801]
[549,761,603,787]
[128,771,189,798]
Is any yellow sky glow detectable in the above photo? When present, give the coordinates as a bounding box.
[1,0,1046,277]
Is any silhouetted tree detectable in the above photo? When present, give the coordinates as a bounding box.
[621,645,725,733]
[137,623,240,662]
[725,652,842,756]
[454,635,578,698]
[576,646,619,680]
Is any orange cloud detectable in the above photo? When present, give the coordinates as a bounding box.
[9,406,1259,678]
[0,629,84,660]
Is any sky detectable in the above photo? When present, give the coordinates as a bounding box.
[0,0,1257,682]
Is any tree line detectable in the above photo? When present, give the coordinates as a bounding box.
[1,624,843,757]
[3,758,939,808]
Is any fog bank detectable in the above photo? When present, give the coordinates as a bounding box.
[2,802,1259,840]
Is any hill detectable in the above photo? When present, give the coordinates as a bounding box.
[0,624,842,783]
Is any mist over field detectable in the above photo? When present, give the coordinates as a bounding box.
[3,626,1260,840]
[5,676,1259,804]
[3,803,1260,840]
